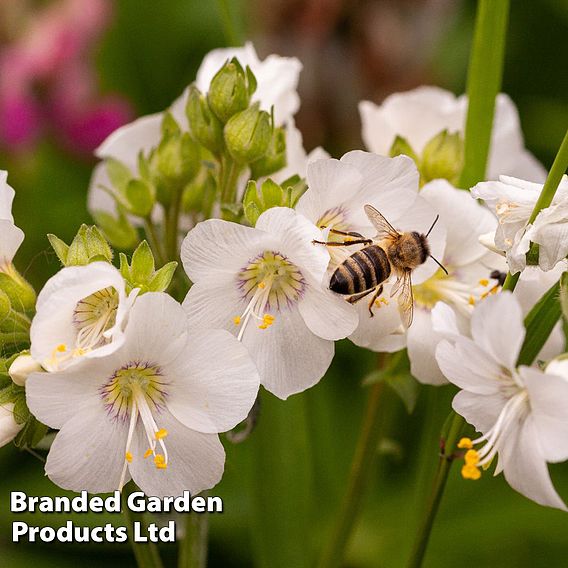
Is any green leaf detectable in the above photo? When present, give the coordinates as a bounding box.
[92,209,139,250]
[517,277,564,366]
[125,179,155,218]
[106,158,132,191]
[130,241,156,283]
[47,234,69,265]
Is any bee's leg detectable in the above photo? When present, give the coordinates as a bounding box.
[367,285,384,318]
[345,288,375,304]
[324,227,366,239]
[312,238,372,247]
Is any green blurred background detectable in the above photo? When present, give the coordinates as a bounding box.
[1,1,567,566]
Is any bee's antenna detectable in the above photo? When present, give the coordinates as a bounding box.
[425,214,440,238]
[429,255,449,275]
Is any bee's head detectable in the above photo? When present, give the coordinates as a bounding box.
[421,215,448,274]
[412,231,430,265]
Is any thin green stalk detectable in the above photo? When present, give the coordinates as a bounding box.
[406,413,465,568]
[122,482,164,568]
[216,0,242,46]
[501,127,568,292]
[144,218,166,266]
[459,0,510,189]
[165,189,183,262]
[178,511,208,568]
[220,156,241,205]
[318,357,387,568]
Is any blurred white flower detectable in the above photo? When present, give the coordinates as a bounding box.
[472,175,568,273]
[26,292,259,497]
[0,170,24,268]
[436,292,568,511]
[0,403,23,447]
[30,262,135,371]
[359,86,546,182]
[182,207,358,399]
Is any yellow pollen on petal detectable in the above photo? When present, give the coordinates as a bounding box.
[263,314,275,324]
[258,282,266,289]
[154,454,167,469]
[468,295,475,306]
[479,279,489,287]
[155,428,168,440]
[461,464,481,480]
[57,344,67,352]
[458,437,473,449]
[258,323,268,330]
[144,448,153,459]
[233,316,241,326]
[125,452,133,463]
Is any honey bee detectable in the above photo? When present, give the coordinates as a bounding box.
[314,204,446,328]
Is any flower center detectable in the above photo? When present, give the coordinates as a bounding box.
[458,386,528,481]
[413,268,500,314]
[234,250,305,341]
[317,206,350,234]
[99,362,170,490]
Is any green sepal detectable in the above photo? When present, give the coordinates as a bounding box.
[420,129,464,186]
[224,102,271,164]
[65,225,114,266]
[0,267,36,315]
[106,158,132,192]
[47,234,70,265]
[91,209,139,251]
[119,243,177,294]
[208,58,253,123]
[186,85,224,155]
[389,135,419,163]
[250,126,287,179]
[362,350,419,414]
[125,179,155,218]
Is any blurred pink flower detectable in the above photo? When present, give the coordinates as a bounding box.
[0,0,132,155]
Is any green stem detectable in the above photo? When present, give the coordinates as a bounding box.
[122,483,164,568]
[501,127,568,292]
[216,0,242,46]
[318,359,387,568]
[144,218,166,266]
[166,189,183,262]
[406,413,465,568]
[220,156,241,205]
[178,511,208,568]
[459,0,510,189]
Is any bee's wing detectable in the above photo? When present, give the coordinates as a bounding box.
[364,204,400,240]
[397,270,414,329]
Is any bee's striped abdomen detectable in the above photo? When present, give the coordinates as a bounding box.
[330,245,391,295]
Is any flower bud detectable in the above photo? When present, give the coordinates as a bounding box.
[420,130,464,186]
[182,171,216,218]
[0,403,23,448]
[9,354,42,386]
[224,103,271,164]
[64,224,114,266]
[207,58,255,123]
[243,179,285,226]
[389,135,419,163]
[91,210,138,251]
[250,126,287,178]
[186,85,224,154]
[0,264,36,314]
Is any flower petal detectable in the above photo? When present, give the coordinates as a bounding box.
[470,292,525,370]
[129,410,225,498]
[167,329,259,434]
[520,366,568,463]
[452,390,508,434]
[181,218,271,285]
[45,405,128,494]
[298,281,358,341]
[500,415,566,511]
[0,170,15,221]
[0,219,24,265]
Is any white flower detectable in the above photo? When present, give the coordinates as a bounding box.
[181,207,358,399]
[0,403,23,447]
[0,170,24,268]
[30,262,135,372]
[359,86,546,182]
[9,354,43,386]
[473,175,568,273]
[346,179,499,385]
[26,292,259,497]
[436,292,568,510]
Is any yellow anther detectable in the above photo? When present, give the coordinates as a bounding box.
[263,314,275,324]
[155,428,168,440]
[461,464,481,480]
[380,298,389,305]
[154,454,167,470]
[233,316,241,326]
[457,437,473,449]
[464,449,480,466]
[125,452,133,463]
[143,448,153,459]
[258,323,268,330]
[479,279,489,287]
[258,282,266,289]
[468,295,475,306]
[56,344,67,352]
